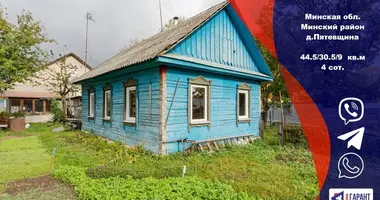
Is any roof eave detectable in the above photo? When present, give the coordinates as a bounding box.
[158,55,273,82]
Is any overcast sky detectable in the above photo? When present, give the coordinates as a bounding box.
[0,0,223,67]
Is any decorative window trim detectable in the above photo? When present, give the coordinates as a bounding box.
[88,87,95,120]
[237,83,251,124]
[102,83,112,122]
[188,76,211,131]
[123,78,137,126]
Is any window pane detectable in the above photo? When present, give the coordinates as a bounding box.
[239,93,246,116]
[46,100,52,113]
[106,92,111,117]
[89,93,94,116]
[192,87,206,120]
[129,89,136,118]
[10,99,20,113]
[24,100,33,113]
[36,100,43,113]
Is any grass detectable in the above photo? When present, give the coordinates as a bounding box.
[0,136,50,191]
[0,123,318,199]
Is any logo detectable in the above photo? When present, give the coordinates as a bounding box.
[338,152,364,179]
[329,188,373,200]
[339,98,364,125]
[337,127,365,150]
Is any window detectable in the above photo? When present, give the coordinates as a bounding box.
[238,90,249,120]
[88,87,95,119]
[123,79,137,124]
[103,84,112,121]
[125,87,136,123]
[191,85,207,122]
[237,83,251,122]
[188,76,211,128]
[104,90,111,119]
[89,93,95,117]
[46,100,52,113]
[36,100,43,113]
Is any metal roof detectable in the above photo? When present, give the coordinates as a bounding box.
[73,1,229,83]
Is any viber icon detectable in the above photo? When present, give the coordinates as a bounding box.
[339,98,364,125]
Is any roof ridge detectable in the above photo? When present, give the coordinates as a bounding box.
[73,1,229,83]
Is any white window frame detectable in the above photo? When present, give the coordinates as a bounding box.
[125,86,136,123]
[89,92,95,118]
[104,90,111,120]
[238,90,249,120]
[190,84,208,124]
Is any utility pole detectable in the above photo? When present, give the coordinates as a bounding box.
[85,12,95,64]
[159,0,164,32]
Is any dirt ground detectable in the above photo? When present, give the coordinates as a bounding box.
[3,175,76,199]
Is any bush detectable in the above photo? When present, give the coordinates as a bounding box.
[11,111,25,118]
[52,99,65,122]
[86,163,183,180]
[284,124,307,145]
[53,166,253,200]
[62,131,153,163]
[0,111,10,117]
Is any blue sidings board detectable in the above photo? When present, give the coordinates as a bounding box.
[81,67,160,153]
[165,68,260,153]
[169,9,259,73]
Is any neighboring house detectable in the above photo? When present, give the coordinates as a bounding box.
[0,53,91,122]
[73,1,273,154]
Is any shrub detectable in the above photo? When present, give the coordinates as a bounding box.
[284,124,307,145]
[0,111,10,117]
[52,99,65,122]
[86,163,183,179]
[62,131,153,163]
[53,166,253,200]
[11,111,25,118]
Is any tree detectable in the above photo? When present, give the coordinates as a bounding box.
[164,16,186,29]
[254,0,289,127]
[0,7,53,92]
[36,55,80,116]
[257,39,289,126]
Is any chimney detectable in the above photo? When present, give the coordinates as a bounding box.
[173,16,179,26]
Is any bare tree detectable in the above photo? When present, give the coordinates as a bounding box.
[36,55,80,116]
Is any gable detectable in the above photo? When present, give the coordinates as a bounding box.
[168,6,270,76]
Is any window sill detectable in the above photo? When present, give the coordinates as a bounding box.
[238,118,251,123]
[190,121,211,126]
[103,118,111,122]
[123,121,136,126]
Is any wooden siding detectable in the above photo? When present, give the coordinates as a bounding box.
[81,67,160,153]
[165,68,260,153]
[169,9,259,73]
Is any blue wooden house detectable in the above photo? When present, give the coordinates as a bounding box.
[73,1,273,154]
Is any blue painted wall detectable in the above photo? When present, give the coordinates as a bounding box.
[165,67,260,153]
[169,9,260,73]
[81,67,161,153]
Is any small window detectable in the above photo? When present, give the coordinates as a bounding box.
[104,90,111,119]
[188,76,211,128]
[237,83,251,123]
[191,85,208,123]
[89,92,95,117]
[103,84,112,121]
[125,86,136,123]
[238,90,249,120]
